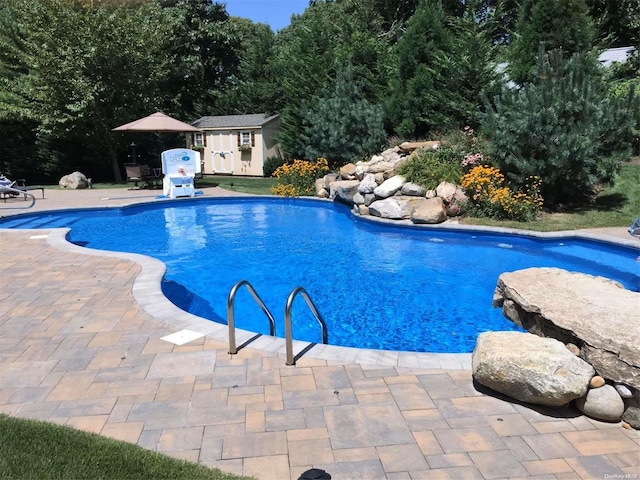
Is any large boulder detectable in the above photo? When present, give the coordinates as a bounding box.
[373,175,405,199]
[368,196,426,220]
[59,171,90,189]
[493,268,640,390]
[472,331,595,407]
[398,141,441,153]
[329,180,360,205]
[411,197,447,224]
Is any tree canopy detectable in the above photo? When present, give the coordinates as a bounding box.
[0,0,636,201]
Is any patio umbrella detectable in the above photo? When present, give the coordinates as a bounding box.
[112,111,201,132]
[112,112,201,174]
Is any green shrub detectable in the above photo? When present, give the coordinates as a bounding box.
[396,144,463,190]
[263,156,288,177]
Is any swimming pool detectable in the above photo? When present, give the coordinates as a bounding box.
[1,197,638,353]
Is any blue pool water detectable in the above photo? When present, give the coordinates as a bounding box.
[1,197,638,353]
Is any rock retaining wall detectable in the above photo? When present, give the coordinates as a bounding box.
[316,142,466,224]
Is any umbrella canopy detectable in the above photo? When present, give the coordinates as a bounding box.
[112,111,201,132]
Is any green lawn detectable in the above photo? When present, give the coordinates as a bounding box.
[0,414,253,480]
[197,174,277,195]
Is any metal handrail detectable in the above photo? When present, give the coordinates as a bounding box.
[284,286,328,366]
[227,280,276,354]
[0,187,36,209]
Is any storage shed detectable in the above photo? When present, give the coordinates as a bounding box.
[190,113,281,176]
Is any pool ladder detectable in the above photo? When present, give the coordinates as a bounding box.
[227,280,328,365]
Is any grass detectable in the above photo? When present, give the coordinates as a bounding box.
[0,414,253,480]
[80,175,277,195]
[197,175,277,195]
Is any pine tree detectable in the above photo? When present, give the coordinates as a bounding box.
[386,0,458,139]
[508,0,596,86]
[302,65,386,167]
[483,50,638,206]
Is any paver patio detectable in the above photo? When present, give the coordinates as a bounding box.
[1,187,638,479]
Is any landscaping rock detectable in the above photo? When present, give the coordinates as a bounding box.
[493,268,640,390]
[615,384,634,399]
[590,376,606,388]
[329,180,360,205]
[340,163,357,179]
[364,162,395,174]
[59,171,90,189]
[358,173,378,194]
[314,178,326,197]
[472,331,594,407]
[566,343,581,356]
[622,406,640,429]
[373,175,405,199]
[399,140,441,152]
[401,182,427,196]
[368,196,426,220]
[352,192,365,205]
[435,181,457,203]
[411,197,447,224]
[575,384,625,422]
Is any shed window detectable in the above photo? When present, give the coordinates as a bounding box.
[237,131,256,147]
[194,133,204,147]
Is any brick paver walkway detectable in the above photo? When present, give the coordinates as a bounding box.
[1,187,638,479]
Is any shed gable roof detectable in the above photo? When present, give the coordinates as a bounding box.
[192,113,278,129]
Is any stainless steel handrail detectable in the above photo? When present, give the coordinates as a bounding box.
[284,286,328,365]
[0,187,36,209]
[227,280,276,354]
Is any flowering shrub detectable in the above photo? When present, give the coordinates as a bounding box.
[461,152,484,169]
[460,165,543,221]
[271,158,329,197]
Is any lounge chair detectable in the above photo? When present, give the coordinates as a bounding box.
[14,179,44,199]
[0,175,16,200]
[0,176,44,201]
[124,163,161,189]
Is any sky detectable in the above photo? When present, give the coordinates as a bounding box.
[222,0,310,31]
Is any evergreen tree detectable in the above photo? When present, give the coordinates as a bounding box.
[212,17,277,116]
[448,0,503,129]
[386,0,458,139]
[301,65,386,166]
[483,50,638,206]
[270,0,390,159]
[586,0,640,48]
[508,0,596,86]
